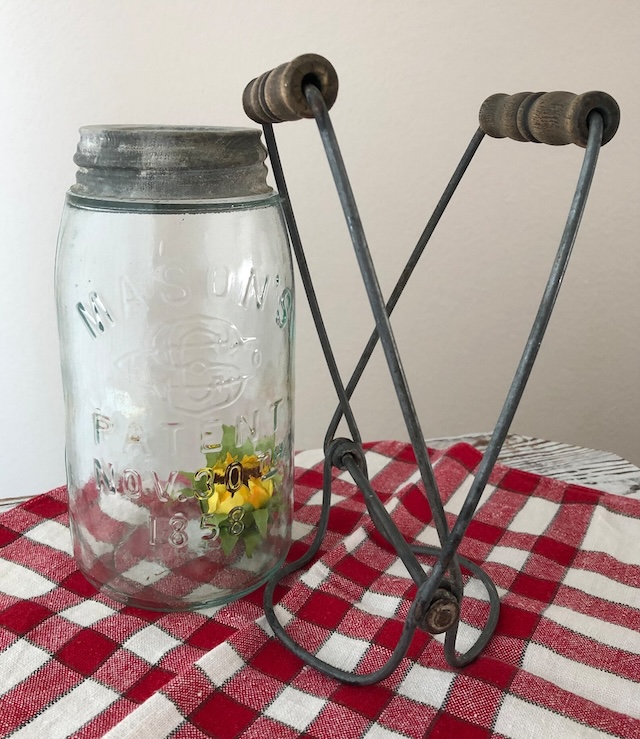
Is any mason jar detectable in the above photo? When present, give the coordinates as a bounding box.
[55,126,294,610]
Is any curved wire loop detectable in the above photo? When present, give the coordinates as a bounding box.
[262,440,500,684]
[262,86,604,682]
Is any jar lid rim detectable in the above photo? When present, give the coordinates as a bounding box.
[72,124,272,200]
[77,124,260,135]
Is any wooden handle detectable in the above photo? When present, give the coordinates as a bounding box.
[243,53,339,124]
[479,91,620,147]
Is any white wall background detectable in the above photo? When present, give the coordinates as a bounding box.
[0,0,638,498]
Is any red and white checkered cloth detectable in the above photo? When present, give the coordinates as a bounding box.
[1,441,640,738]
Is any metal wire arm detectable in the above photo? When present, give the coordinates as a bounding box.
[243,54,619,684]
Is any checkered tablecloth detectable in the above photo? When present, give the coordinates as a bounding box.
[1,441,639,738]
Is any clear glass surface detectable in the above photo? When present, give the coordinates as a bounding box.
[55,194,294,610]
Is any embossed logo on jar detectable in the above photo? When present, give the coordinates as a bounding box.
[117,315,258,414]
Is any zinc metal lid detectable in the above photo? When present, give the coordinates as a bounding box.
[72,125,272,201]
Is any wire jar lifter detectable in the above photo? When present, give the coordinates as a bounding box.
[242,54,620,685]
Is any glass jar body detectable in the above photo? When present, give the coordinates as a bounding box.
[55,194,294,610]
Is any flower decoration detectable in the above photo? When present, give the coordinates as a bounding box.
[180,426,282,557]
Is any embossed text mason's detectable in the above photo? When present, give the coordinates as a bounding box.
[55,126,295,610]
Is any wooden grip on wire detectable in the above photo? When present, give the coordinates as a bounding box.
[243,53,339,124]
[243,55,621,146]
[479,91,620,147]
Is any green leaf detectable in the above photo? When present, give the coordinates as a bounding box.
[205,513,228,528]
[204,452,222,467]
[237,439,256,459]
[240,510,255,530]
[205,424,260,466]
[204,425,235,467]
[255,434,275,455]
[265,487,284,513]
[177,487,197,500]
[220,424,237,451]
[194,475,208,495]
[243,530,262,558]
[253,508,269,538]
[219,528,238,557]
